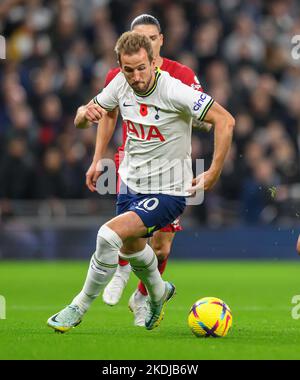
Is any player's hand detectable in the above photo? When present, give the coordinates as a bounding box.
[187,169,221,194]
[86,160,103,192]
[84,103,107,123]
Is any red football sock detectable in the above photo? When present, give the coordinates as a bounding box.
[119,258,129,266]
[158,257,168,274]
[138,257,169,296]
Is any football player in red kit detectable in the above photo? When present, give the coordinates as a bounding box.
[85,14,209,326]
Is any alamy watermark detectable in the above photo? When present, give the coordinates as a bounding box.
[0,35,6,59]
[95,157,205,205]
[291,35,300,60]
[291,295,300,320]
[0,295,6,319]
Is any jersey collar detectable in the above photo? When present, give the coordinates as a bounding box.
[134,68,161,98]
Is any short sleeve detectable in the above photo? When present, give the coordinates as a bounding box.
[168,79,214,121]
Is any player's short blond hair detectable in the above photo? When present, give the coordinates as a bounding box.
[115,31,153,65]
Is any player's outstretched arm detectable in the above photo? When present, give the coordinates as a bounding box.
[86,108,119,192]
[74,100,107,129]
[188,102,235,193]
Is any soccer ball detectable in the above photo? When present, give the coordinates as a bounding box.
[188,297,232,338]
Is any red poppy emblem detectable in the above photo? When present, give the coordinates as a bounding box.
[140,104,148,116]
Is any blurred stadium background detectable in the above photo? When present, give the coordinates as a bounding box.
[0,0,300,260]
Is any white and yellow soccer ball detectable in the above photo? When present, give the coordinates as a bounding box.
[188,297,232,338]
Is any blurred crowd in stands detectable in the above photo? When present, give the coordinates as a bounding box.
[0,0,300,226]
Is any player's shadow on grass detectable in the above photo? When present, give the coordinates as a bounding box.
[62,328,198,339]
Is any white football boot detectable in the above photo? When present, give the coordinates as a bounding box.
[145,282,176,330]
[128,289,148,327]
[102,264,131,306]
[47,305,83,333]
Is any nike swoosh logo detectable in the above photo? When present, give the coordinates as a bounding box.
[51,314,60,323]
[123,102,133,107]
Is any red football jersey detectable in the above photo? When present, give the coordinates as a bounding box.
[104,57,203,165]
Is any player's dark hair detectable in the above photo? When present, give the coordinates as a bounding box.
[130,14,161,33]
[115,31,154,65]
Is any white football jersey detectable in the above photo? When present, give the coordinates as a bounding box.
[94,69,214,196]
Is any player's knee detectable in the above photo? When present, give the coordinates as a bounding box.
[96,225,123,260]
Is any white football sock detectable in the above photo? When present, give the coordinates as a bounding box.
[116,262,132,279]
[72,225,122,313]
[119,244,165,303]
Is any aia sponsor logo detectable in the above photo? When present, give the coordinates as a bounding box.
[126,120,165,141]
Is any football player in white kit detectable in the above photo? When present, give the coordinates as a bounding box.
[47,32,235,333]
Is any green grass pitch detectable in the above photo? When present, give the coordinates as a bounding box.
[0,260,300,360]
